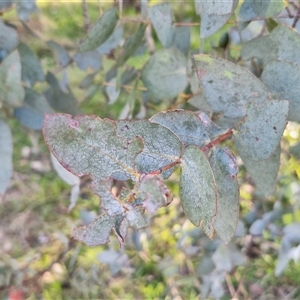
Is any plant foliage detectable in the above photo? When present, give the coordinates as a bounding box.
[2,0,300,297]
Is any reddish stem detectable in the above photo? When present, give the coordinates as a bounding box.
[149,160,181,175]
[200,129,233,152]
[148,129,234,176]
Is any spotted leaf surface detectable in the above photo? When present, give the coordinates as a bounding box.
[234,100,288,161]
[150,109,227,147]
[43,114,143,181]
[210,148,239,244]
[72,213,115,246]
[241,145,280,196]
[137,174,173,213]
[193,54,269,119]
[180,146,217,237]
[93,180,125,216]
[261,61,300,122]
[116,119,182,178]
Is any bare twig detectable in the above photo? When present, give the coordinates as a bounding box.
[82,0,90,32]
[292,6,300,28]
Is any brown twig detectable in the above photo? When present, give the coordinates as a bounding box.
[82,0,90,32]
[292,6,300,28]
[201,129,233,152]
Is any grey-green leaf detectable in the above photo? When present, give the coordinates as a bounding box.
[150,109,227,147]
[18,43,45,86]
[0,19,19,53]
[116,24,146,68]
[237,0,286,22]
[0,120,13,195]
[149,3,175,48]
[44,72,78,115]
[261,61,300,122]
[116,119,182,178]
[188,93,212,112]
[200,11,233,39]
[73,51,102,71]
[72,213,115,246]
[209,148,239,244]
[142,48,188,101]
[43,114,144,181]
[193,54,269,119]
[47,41,71,67]
[241,145,280,196]
[124,205,147,229]
[198,0,235,15]
[93,180,125,216]
[137,174,173,213]
[234,100,288,161]
[97,25,123,54]
[0,50,24,108]
[242,25,300,67]
[172,26,190,55]
[78,7,118,53]
[199,0,237,38]
[270,25,300,65]
[14,88,54,130]
[241,36,277,66]
[180,146,217,237]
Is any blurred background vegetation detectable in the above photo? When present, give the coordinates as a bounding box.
[1,1,300,299]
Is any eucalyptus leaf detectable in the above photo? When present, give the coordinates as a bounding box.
[210,148,239,244]
[44,72,78,115]
[116,119,182,177]
[16,0,37,21]
[142,48,188,101]
[237,0,286,22]
[105,77,120,105]
[0,50,24,108]
[241,36,277,66]
[73,51,102,71]
[188,93,212,112]
[242,25,300,67]
[149,3,175,48]
[137,174,173,213]
[116,24,146,68]
[199,0,238,38]
[47,41,71,67]
[193,54,269,119]
[200,12,233,39]
[198,0,235,15]
[270,25,300,65]
[0,120,13,195]
[43,114,144,181]
[72,213,115,246]
[261,60,300,122]
[0,19,19,52]
[97,25,123,54]
[180,146,217,237]
[14,88,54,130]
[18,43,44,86]
[241,144,280,196]
[78,7,118,53]
[93,180,125,216]
[234,100,288,161]
[150,109,227,147]
[172,26,190,55]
